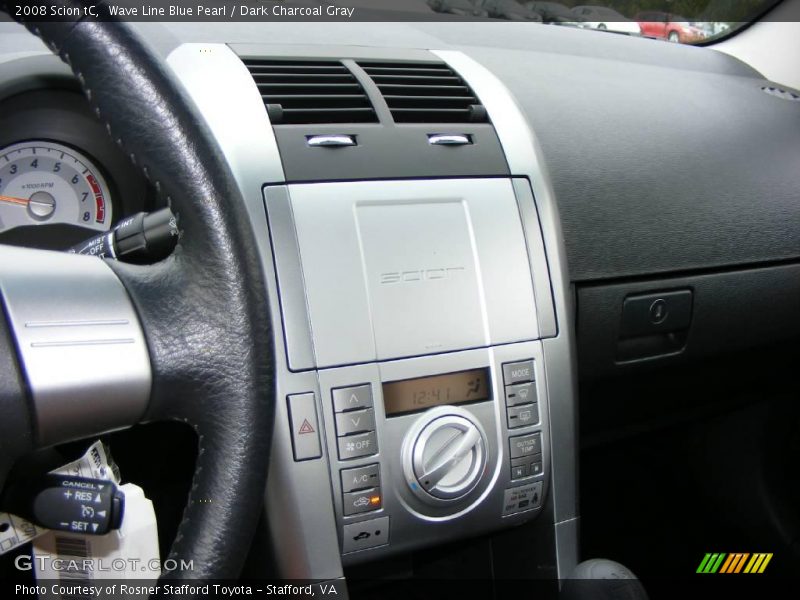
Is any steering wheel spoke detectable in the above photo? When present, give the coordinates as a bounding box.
[0,245,151,448]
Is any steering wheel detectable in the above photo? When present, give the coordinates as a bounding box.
[0,3,274,580]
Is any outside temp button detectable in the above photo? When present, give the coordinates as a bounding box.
[509,432,541,459]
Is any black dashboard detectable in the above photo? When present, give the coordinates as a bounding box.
[3,22,799,280]
[137,21,800,277]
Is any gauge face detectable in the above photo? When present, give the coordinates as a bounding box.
[0,141,113,234]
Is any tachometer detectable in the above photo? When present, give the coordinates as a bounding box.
[0,141,113,234]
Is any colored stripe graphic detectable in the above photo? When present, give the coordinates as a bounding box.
[699,552,773,574]
[697,553,727,573]
[696,554,713,573]
[721,553,737,573]
[744,554,759,573]
[757,553,773,574]
[733,553,750,573]
[719,554,735,573]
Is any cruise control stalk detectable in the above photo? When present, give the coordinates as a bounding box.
[1,474,125,535]
[69,207,178,264]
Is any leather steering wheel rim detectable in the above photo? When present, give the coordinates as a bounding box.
[0,5,275,580]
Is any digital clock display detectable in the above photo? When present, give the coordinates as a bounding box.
[383,368,492,416]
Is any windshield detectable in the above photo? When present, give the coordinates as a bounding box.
[330,0,784,44]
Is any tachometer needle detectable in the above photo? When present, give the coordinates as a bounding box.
[0,194,29,207]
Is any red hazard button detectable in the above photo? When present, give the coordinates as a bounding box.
[287,393,322,461]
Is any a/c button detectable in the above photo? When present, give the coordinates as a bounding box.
[341,464,381,493]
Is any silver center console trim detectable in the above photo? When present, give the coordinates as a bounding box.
[0,245,151,446]
[274,178,542,369]
[167,41,577,580]
[435,49,580,575]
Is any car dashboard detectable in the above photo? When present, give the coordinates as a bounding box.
[165,39,575,579]
[0,16,799,593]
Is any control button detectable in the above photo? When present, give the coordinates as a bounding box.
[502,482,543,516]
[505,382,537,407]
[509,432,541,459]
[335,408,376,437]
[511,463,529,481]
[333,384,373,413]
[342,516,389,553]
[511,456,532,480]
[342,487,382,516]
[287,393,322,461]
[341,464,381,493]
[530,454,543,477]
[507,403,539,429]
[338,431,378,461]
[502,360,535,385]
[409,414,486,502]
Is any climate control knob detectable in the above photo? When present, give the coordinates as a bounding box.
[402,407,487,504]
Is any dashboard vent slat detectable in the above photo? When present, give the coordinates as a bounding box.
[359,61,488,124]
[244,59,377,124]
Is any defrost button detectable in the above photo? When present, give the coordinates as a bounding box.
[505,382,537,407]
[507,403,539,429]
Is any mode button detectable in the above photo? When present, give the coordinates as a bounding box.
[502,360,535,385]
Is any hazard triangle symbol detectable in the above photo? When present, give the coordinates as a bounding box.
[298,419,315,435]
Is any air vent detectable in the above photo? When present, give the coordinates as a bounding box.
[243,59,377,124]
[359,61,488,124]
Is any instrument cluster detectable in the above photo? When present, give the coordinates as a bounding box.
[0,88,152,251]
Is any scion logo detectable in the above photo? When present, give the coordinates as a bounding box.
[379,267,465,285]
[696,552,773,574]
